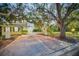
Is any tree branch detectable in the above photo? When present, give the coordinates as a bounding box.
[44,8,57,20]
[56,3,62,20]
[37,6,57,20]
[0,12,11,16]
[63,3,79,21]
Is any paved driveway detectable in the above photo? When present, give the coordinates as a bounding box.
[0,35,78,56]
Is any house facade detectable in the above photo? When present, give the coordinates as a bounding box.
[0,20,35,39]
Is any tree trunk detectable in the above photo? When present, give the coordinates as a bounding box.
[60,24,66,39]
[57,20,66,39]
[56,3,66,39]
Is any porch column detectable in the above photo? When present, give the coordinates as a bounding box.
[5,26,11,38]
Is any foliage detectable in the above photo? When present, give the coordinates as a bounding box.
[33,29,42,32]
[47,25,58,35]
[33,3,79,38]
[67,20,79,31]
[0,3,79,39]
[21,30,28,34]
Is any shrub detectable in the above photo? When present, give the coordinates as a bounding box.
[33,29,42,32]
[21,30,28,34]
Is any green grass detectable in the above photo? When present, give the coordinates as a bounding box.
[48,32,60,37]
[66,32,79,39]
[47,32,79,39]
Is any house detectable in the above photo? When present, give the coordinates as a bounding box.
[27,22,34,34]
[0,20,35,39]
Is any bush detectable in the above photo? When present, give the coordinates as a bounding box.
[33,29,42,32]
[21,30,28,34]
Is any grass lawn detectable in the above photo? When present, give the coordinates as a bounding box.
[47,31,79,39]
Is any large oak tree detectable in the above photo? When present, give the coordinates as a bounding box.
[33,3,79,39]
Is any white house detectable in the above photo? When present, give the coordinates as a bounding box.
[27,22,34,34]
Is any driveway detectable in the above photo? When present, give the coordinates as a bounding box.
[0,35,79,56]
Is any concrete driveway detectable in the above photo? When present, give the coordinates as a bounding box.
[0,35,79,56]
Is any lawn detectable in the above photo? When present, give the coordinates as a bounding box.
[47,32,79,39]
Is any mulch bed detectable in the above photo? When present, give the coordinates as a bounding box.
[0,37,15,49]
[0,40,14,49]
[0,34,22,49]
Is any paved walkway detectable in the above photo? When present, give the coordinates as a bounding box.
[0,35,79,56]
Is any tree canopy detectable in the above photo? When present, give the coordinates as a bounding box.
[0,3,79,38]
